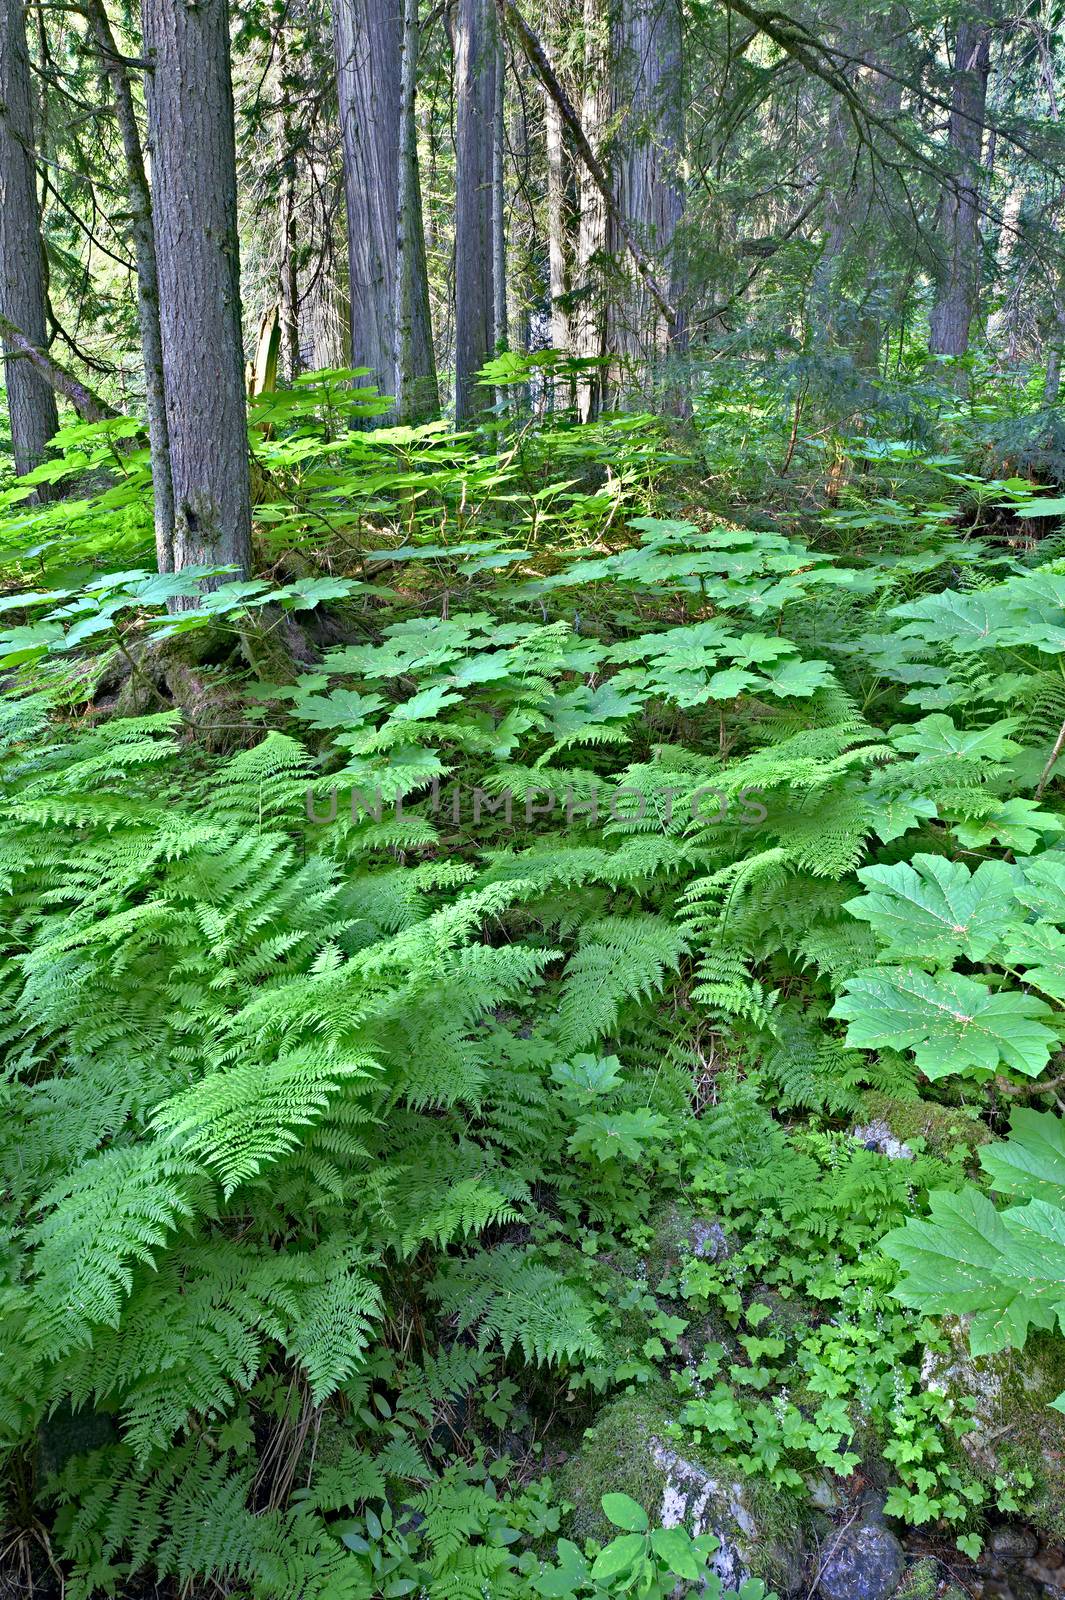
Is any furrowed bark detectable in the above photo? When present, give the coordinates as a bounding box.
[613,0,687,406]
[573,0,611,421]
[142,0,252,592]
[335,0,436,419]
[545,93,572,355]
[82,0,174,569]
[454,0,499,421]
[277,28,301,385]
[394,0,438,419]
[929,20,992,358]
[0,0,60,495]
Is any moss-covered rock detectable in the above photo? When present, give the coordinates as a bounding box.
[893,1556,939,1600]
[641,1202,729,1287]
[856,1093,988,1160]
[556,1385,808,1593]
[922,1320,1065,1543]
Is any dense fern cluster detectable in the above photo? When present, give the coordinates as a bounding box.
[3,394,1065,1594]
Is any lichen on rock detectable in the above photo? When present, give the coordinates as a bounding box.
[921,1319,1065,1543]
[557,1385,807,1593]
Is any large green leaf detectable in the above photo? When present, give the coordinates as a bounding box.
[832,967,1057,1080]
[890,714,1021,763]
[980,1108,1065,1206]
[882,1186,1065,1353]
[1004,923,1065,1002]
[844,854,1018,964]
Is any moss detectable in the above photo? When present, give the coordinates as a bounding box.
[894,1557,940,1600]
[857,1093,989,1159]
[925,1323,1065,1543]
[555,1383,805,1591]
[640,1202,727,1288]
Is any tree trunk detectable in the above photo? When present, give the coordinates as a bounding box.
[613,0,686,403]
[335,0,435,418]
[545,94,571,356]
[1046,308,1064,404]
[929,20,991,358]
[454,0,499,421]
[506,90,532,400]
[0,0,59,494]
[574,0,612,422]
[142,0,252,588]
[394,0,438,419]
[492,35,507,353]
[985,181,1023,361]
[83,0,174,568]
[276,29,301,384]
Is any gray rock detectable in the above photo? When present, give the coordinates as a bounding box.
[806,1476,841,1513]
[649,1438,804,1594]
[818,1524,905,1600]
[989,1525,1039,1560]
[852,1119,914,1161]
[689,1218,729,1261]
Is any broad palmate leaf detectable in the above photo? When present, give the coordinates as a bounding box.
[832,967,1057,1080]
[844,854,1018,964]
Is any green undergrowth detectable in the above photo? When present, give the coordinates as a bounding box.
[2,373,1065,1595]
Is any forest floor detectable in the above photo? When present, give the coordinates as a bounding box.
[3,378,1065,1600]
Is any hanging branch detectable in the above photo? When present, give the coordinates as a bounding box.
[495,0,679,335]
[0,311,118,422]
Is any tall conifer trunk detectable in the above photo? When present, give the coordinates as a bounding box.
[929,20,992,357]
[142,0,252,587]
[453,0,498,421]
[574,0,611,422]
[614,0,686,402]
[84,0,174,568]
[334,0,436,418]
[0,0,59,495]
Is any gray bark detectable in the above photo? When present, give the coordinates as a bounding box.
[614,0,686,401]
[142,0,252,587]
[83,0,174,568]
[929,20,992,357]
[0,0,59,493]
[506,93,531,372]
[574,0,611,421]
[1046,308,1064,404]
[277,31,301,384]
[454,0,499,421]
[492,34,507,352]
[334,0,436,418]
[394,0,438,419]
[499,0,678,338]
[545,94,571,354]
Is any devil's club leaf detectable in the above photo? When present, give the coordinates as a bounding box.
[832,967,1057,1080]
[882,1187,1065,1354]
[844,854,1017,963]
[980,1108,1065,1206]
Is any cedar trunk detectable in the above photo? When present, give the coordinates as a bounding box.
[334,0,436,418]
[84,0,174,568]
[574,0,612,422]
[454,0,499,421]
[545,94,572,356]
[929,20,991,358]
[142,0,252,586]
[614,0,686,400]
[0,0,59,492]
